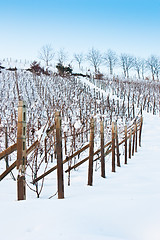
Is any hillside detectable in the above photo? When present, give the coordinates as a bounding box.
[0,64,160,240]
[1,112,160,240]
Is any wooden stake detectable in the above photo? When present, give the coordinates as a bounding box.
[132,103,135,118]
[55,112,64,199]
[129,128,132,159]
[124,125,127,164]
[73,127,76,165]
[112,122,115,172]
[27,123,29,147]
[17,100,27,201]
[132,94,135,118]
[135,121,138,153]
[139,116,143,147]
[132,124,135,156]
[5,127,9,169]
[64,132,67,156]
[88,117,94,186]
[115,123,120,167]
[128,95,130,118]
[100,120,105,178]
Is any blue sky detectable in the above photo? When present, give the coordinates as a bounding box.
[0,0,160,61]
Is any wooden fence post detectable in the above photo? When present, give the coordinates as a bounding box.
[153,98,156,115]
[135,121,138,152]
[132,94,135,118]
[140,105,143,115]
[128,95,130,118]
[132,103,135,118]
[17,100,27,201]
[117,100,119,115]
[55,112,64,199]
[139,116,143,147]
[124,125,127,164]
[132,124,135,156]
[27,123,29,147]
[112,122,115,172]
[64,132,67,156]
[73,126,76,165]
[129,128,132,159]
[115,122,120,167]
[100,120,105,178]
[88,117,94,186]
[5,127,9,169]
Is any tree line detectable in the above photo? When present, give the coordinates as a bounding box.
[39,45,160,80]
[1,44,159,80]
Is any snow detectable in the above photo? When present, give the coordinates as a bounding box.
[0,60,160,239]
[1,112,160,240]
[74,119,82,129]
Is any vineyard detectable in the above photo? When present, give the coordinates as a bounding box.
[0,69,160,200]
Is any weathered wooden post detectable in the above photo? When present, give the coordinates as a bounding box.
[153,98,156,115]
[139,116,143,147]
[73,126,76,165]
[129,128,132,159]
[117,100,119,115]
[112,122,116,172]
[64,132,67,156]
[128,95,130,118]
[124,125,127,164]
[140,105,143,115]
[100,120,105,178]
[132,103,135,119]
[115,122,120,167]
[135,121,138,152]
[55,111,64,199]
[132,124,135,156]
[88,117,94,186]
[132,94,135,118]
[67,157,71,186]
[17,100,27,201]
[27,123,29,147]
[5,127,9,169]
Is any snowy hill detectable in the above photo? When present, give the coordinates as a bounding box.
[1,112,160,240]
[0,64,160,240]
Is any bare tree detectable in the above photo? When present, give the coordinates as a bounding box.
[87,47,103,73]
[134,58,146,79]
[120,54,134,78]
[57,48,68,65]
[74,53,84,69]
[103,49,117,75]
[134,57,141,79]
[140,59,145,80]
[38,44,55,66]
[146,55,160,80]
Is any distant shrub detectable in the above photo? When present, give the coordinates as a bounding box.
[27,61,51,76]
[95,72,104,80]
[29,61,43,75]
[56,63,73,76]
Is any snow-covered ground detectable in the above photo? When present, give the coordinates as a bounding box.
[1,111,160,240]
